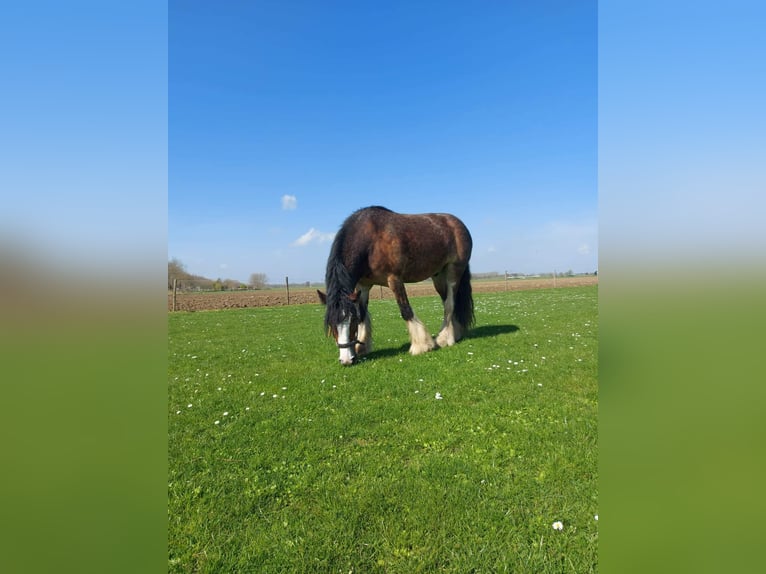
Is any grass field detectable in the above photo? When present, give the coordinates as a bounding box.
[168,285,598,572]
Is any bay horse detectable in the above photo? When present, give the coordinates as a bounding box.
[317,206,474,365]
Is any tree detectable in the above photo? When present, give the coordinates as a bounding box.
[168,257,190,289]
[249,272,268,290]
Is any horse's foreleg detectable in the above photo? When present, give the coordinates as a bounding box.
[388,276,435,355]
[406,317,436,355]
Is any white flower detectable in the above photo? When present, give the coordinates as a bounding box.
[214,420,220,425]
[552,521,564,531]
[594,514,598,521]
[187,404,193,408]
[435,392,443,400]
[223,411,229,416]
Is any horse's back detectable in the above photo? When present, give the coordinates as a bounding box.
[349,207,471,247]
[340,206,471,284]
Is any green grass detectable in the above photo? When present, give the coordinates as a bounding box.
[169,286,597,573]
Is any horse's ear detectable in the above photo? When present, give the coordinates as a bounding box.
[317,290,327,305]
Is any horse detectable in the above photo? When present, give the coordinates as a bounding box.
[317,206,474,365]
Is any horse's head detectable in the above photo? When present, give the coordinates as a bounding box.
[317,288,366,365]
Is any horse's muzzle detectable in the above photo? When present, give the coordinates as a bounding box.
[337,338,359,366]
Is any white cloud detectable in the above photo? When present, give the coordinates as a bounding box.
[292,227,335,247]
[281,195,297,210]
[578,243,591,255]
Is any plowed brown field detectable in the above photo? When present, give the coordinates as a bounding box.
[168,275,597,311]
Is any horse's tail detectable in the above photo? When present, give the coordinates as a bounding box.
[454,264,475,329]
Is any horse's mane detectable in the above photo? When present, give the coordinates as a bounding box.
[323,214,371,329]
[323,252,356,329]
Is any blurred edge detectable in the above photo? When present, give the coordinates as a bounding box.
[0,2,167,573]
[0,247,168,573]
[600,271,766,573]
[600,1,766,572]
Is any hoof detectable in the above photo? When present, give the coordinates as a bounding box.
[435,331,455,348]
[409,339,436,355]
[436,323,463,348]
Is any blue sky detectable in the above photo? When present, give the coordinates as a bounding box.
[169,1,597,284]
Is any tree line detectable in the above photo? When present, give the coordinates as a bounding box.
[168,258,267,291]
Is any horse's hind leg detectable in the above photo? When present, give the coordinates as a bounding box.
[434,265,465,348]
[355,286,372,356]
[388,276,435,355]
[432,273,452,347]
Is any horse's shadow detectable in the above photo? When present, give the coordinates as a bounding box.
[364,324,519,361]
[466,324,520,339]
[365,344,411,361]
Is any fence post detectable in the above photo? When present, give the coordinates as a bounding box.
[172,278,177,311]
[285,276,290,305]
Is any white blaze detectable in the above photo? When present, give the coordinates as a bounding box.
[337,318,355,365]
